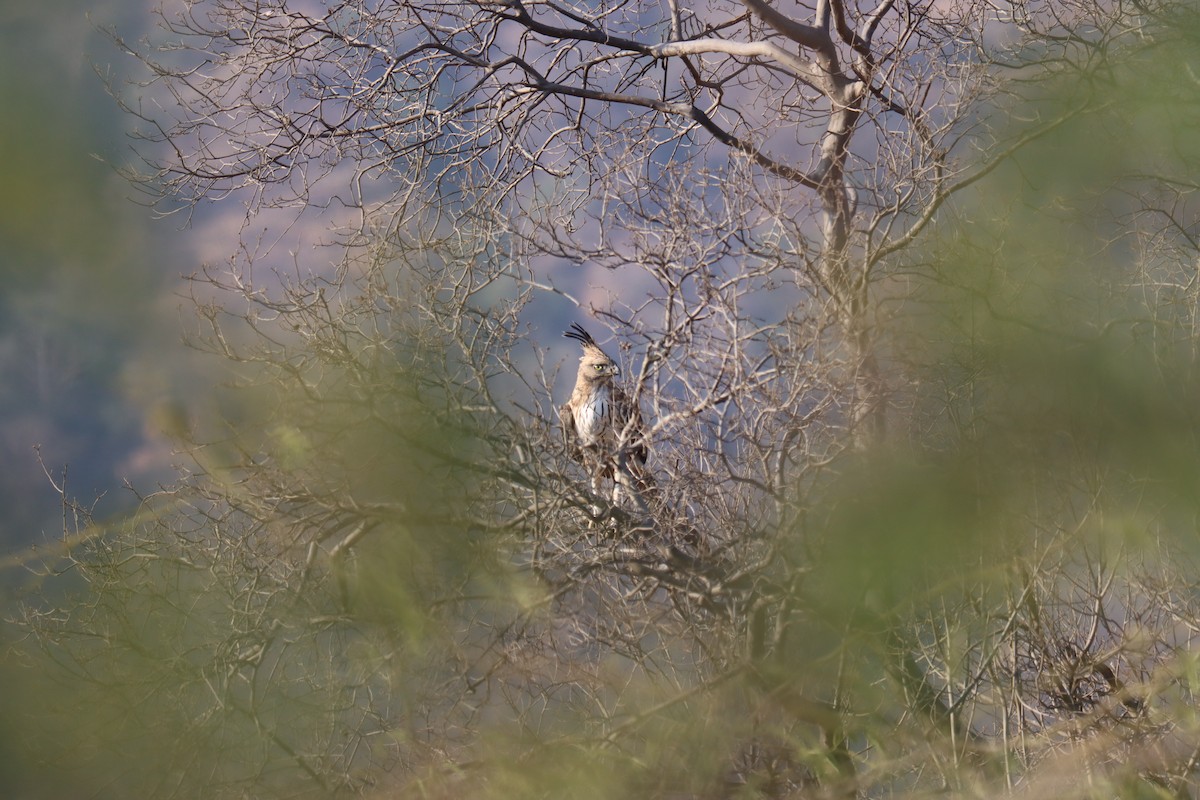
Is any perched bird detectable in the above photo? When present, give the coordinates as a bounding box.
[560,323,652,508]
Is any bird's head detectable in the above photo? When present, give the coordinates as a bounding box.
[565,323,620,383]
[580,350,619,380]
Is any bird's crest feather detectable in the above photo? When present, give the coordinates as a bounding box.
[563,323,598,348]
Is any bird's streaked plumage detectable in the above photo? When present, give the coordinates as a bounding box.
[560,323,650,491]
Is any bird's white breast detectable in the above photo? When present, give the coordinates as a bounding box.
[573,384,610,446]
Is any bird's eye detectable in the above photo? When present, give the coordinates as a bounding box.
[593,364,605,371]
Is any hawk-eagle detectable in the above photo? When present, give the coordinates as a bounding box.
[560,323,652,507]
